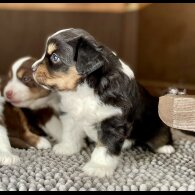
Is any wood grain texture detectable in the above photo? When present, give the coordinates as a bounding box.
[0,3,127,13]
[159,95,195,132]
[138,3,195,87]
[0,10,126,75]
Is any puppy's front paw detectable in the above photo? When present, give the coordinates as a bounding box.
[156,145,175,154]
[83,161,115,178]
[0,152,20,166]
[53,143,80,156]
[36,137,52,150]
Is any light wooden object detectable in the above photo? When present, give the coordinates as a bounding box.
[159,94,195,132]
[0,3,152,13]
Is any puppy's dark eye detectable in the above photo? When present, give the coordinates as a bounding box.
[22,76,32,83]
[50,53,60,63]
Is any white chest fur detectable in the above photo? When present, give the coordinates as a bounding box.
[59,82,122,142]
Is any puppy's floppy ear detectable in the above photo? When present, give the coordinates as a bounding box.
[75,37,105,76]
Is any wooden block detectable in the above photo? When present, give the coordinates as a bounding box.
[159,94,195,132]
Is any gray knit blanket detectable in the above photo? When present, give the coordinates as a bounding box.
[0,127,195,191]
[0,136,195,191]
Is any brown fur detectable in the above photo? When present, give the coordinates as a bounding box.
[17,69,25,79]
[3,102,46,148]
[9,137,31,150]
[35,64,81,91]
[22,107,57,133]
[2,102,57,149]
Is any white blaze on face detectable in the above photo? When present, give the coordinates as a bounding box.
[3,57,32,105]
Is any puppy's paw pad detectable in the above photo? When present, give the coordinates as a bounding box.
[0,152,20,166]
[156,145,175,154]
[36,137,52,149]
[53,143,79,156]
[83,161,115,178]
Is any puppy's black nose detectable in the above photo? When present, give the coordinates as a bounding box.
[32,63,38,72]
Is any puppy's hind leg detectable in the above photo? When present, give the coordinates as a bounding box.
[0,125,20,165]
[9,137,32,149]
[147,126,175,154]
[23,131,51,150]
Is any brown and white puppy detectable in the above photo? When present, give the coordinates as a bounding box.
[32,28,174,178]
[0,57,62,165]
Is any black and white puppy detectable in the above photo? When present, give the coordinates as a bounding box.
[32,28,175,177]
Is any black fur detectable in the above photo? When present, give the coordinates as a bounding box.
[82,44,173,155]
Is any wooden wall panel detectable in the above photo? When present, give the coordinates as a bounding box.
[138,3,195,89]
[1,3,195,93]
[0,10,125,75]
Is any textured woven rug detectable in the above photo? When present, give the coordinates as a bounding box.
[0,132,195,191]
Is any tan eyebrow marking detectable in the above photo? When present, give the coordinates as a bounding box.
[17,69,25,79]
[47,43,57,55]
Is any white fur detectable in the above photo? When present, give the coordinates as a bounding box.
[178,90,186,95]
[12,57,31,79]
[10,93,53,109]
[32,53,44,67]
[32,53,45,74]
[168,88,186,95]
[156,145,175,154]
[0,151,20,166]
[0,93,20,165]
[0,125,20,165]
[168,88,179,95]
[59,82,122,124]
[32,53,50,91]
[83,146,119,178]
[122,140,134,150]
[27,92,60,111]
[36,137,51,149]
[112,51,117,56]
[0,95,5,113]
[53,82,122,156]
[49,28,73,40]
[41,115,62,142]
[120,60,135,80]
[53,114,86,156]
